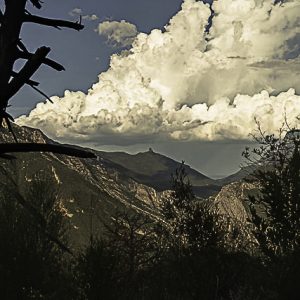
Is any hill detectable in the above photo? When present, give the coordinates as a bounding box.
[0,124,250,249]
[97,148,219,196]
[0,125,169,249]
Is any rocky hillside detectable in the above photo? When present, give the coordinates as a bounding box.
[209,181,257,223]
[0,125,170,249]
[0,124,255,250]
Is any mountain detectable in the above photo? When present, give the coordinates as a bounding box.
[217,165,255,186]
[97,148,221,197]
[0,124,250,249]
[0,125,170,249]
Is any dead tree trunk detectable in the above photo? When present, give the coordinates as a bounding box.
[0,0,94,158]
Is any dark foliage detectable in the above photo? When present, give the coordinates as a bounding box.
[243,130,300,259]
[1,156,300,299]
[161,162,224,251]
[71,136,300,300]
[74,163,268,299]
[243,126,300,299]
[0,176,76,299]
[76,210,161,300]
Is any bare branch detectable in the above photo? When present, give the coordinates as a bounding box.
[29,85,53,103]
[11,71,39,86]
[17,39,29,53]
[7,46,51,101]
[17,49,65,71]
[43,57,65,71]
[0,143,97,159]
[0,2,89,160]
[29,0,42,9]
[24,14,84,31]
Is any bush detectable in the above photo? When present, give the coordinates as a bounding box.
[0,175,75,299]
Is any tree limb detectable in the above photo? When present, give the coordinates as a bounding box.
[44,57,65,71]
[17,49,65,71]
[17,39,29,53]
[29,0,42,9]
[29,85,53,103]
[23,14,84,31]
[0,143,97,159]
[11,71,39,86]
[7,46,51,101]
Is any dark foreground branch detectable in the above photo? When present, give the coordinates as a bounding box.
[29,85,53,103]
[11,71,39,86]
[0,143,97,159]
[24,14,84,31]
[7,47,51,101]
[29,0,42,9]
[17,49,65,71]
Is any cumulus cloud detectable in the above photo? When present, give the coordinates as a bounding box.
[17,0,300,145]
[97,20,138,48]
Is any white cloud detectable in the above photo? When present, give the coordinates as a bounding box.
[83,14,98,21]
[97,20,138,48]
[69,8,82,17]
[69,7,98,21]
[17,0,300,145]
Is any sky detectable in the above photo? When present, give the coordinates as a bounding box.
[9,0,300,178]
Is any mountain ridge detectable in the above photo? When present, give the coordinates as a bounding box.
[0,124,251,249]
[96,148,217,195]
[0,125,170,248]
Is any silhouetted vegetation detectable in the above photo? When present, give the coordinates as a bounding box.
[0,175,76,299]
[244,132,300,258]
[74,163,269,300]
[1,142,300,299]
[75,211,160,300]
[243,127,300,300]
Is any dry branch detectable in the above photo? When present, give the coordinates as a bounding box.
[0,143,97,159]
[24,14,84,31]
[7,46,51,101]
[29,85,53,103]
[0,0,90,160]
[16,49,65,72]
[29,0,42,9]
[11,71,39,86]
